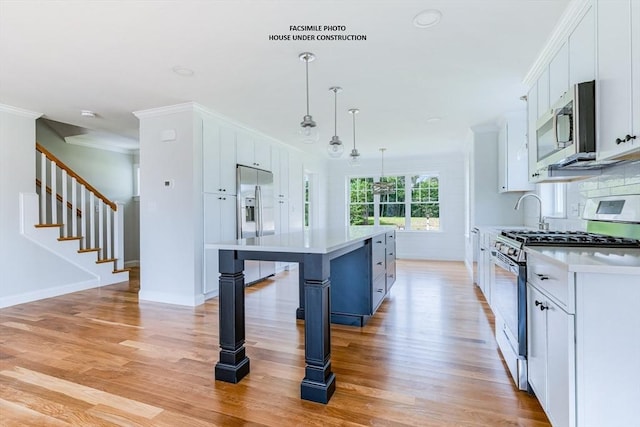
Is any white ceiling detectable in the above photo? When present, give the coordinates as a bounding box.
[0,0,570,159]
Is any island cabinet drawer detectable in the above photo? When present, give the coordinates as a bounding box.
[372,273,386,311]
[527,253,574,313]
[372,236,386,277]
[386,260,396,290]
[386,231,395,246]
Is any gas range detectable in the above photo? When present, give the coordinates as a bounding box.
[494,230,640,263]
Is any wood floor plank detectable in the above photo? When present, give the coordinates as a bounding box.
[0,260,550,426]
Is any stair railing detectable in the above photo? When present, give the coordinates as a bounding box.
[35,143,124,270]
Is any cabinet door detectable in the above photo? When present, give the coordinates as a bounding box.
[220,195,237,240]
[236,131,255,167]
[276,199,289,235]
[527,284,547,405]
[204,193,222,243]
[632,0,640,141]
[537,68,550,120]
[569,5,595,86]
[219,127,237,193]
[546,298,575,427]
[497,121,507,192]
[527,83,540,181]
[596,0,635,160]
[505,112,534,191]
[202,121,221,194]
[278,149,289,199]
[549,42,569,103]
[254,139,271,170]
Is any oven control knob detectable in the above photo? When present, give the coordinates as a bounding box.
[507,248,516,256]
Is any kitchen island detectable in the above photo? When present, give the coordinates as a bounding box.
[206,226,396,404]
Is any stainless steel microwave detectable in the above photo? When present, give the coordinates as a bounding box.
[535,80,595,169]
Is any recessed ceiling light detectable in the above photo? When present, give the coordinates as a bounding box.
[81,110,96,118]
[172,66,195,76]
[413,9,442,28]
[426,116,442,123]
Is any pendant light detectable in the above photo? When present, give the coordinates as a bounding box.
[348,108,360,165]
[373,148,393,195]
[298,52,319,144]
[327,86,344,157]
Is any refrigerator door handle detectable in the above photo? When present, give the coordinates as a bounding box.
[255,185,262,237]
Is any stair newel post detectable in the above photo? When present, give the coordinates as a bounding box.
[71,177,77,240]
[80,184,86,250]
[98,199,104,260]
[114,202,124,270]
[61,169,68,238]
[50,160,57,225]
[89,192,95,250]
[39,152,46,224]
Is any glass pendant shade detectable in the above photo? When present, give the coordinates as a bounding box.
[373,148,393,194]
[328,135,344,157]
[299,52,318,144]
[327,86,344,157]
[348,148,361,165]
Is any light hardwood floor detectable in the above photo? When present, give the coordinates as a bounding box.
[0,260,549,426]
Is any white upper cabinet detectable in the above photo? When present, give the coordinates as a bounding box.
[498,111,535,192]
[271,145,289,200]
[537,67,550,120]
[549,42,569,103]
[596,0,640,161]
[527,83,541,182]
[203,120,236,194]
[569,5,595,86]
[236,132,272,170]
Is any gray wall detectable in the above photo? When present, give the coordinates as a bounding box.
[36,120,140,265]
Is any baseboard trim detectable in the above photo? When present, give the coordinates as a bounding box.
[138,290,203,307]
[0,279,100,308]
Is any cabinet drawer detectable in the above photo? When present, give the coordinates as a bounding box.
[372,273,386,311]
[386,260,396,290]
[527,253,574,313]
[386,231,395,244]
[372,236,386,275]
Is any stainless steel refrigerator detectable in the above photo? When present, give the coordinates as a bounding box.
[237,165,275,285]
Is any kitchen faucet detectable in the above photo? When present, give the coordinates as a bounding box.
[514,194,549,230]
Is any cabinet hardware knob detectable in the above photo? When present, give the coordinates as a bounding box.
[625,134,637,142]
[376,240,382,244]
[536,273,549,281]
[377,261,383,265]
[534,300,549,311]
[377,288,384,293]
[616,137,624,145]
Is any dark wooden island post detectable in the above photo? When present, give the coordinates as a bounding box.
[209,226,396,404]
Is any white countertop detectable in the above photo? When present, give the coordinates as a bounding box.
[525,246,640,274]
[205,226,395,254]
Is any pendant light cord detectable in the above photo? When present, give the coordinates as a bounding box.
[334,90,338,136]
[352,113,356,150]
[305,58,310,116]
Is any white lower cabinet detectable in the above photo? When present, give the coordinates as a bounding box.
[203,193,236,296]
[526,251,640,427]
[528,278,575,427]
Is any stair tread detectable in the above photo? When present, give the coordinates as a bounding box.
[58,236,82,241]
[35,223,63,228]
[78,248,100,253]
[96,258,117,264]
[113,268,131,274]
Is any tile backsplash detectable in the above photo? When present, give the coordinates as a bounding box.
[525,160,640,231]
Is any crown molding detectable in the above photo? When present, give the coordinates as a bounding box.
[523,0,592,87]
[0,103,43,119]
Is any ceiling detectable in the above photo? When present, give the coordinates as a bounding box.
[0,0,570,159]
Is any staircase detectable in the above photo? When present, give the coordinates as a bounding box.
[20,143,129,286]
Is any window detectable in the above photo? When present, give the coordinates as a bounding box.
[349,177,374,225]
[349,174,440,231]
[540,182,566,218]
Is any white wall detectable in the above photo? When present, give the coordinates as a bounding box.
[0,104,96,308]
[326,153,467,261]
